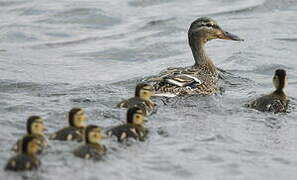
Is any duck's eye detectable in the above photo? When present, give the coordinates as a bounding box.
[206,24,212,27]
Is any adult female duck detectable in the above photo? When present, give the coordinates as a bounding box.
[147,17,243,97]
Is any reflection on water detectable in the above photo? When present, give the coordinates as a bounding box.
[1,0,297,180]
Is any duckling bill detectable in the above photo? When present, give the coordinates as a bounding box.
[5,135,41,171]
[248,69,289,113]
[12,116,48,154]
[106,107,148,142]
[117,83,156,115]
[73,125,107,160]
[50,108,86,141]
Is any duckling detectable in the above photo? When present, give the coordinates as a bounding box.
[106,107,147,142]
[5,135,41,171]
[50,108,86,141]
[73,125,107,160]
[117,83,156,115]
[248,69,289,113]
[12,116,48,154]
[146,17,243,97]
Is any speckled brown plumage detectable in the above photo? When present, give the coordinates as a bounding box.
[249,92,288,113]
[144,17,242,97]
[148,64,219,96]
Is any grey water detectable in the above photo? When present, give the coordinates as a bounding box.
[0,0,297,179]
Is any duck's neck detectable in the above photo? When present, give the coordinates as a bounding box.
[86,141,99,145]
[273,88,286,95]
[189,38,216,73]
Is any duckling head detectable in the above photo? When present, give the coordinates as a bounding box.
[135,83,153,101]
[69,108,86,128]
[27,116,44,135]
[127,107,145,125]
[188,17,243,45]
[85,125,102,144]
[273,69,287,92]
[21,135,41,155]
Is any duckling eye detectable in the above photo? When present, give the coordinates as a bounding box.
[206,23,212,27]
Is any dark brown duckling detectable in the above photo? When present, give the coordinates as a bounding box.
[106,107,148,142]
[5,135,41,171]
[50,108,86,141]
[73,125,107,160]
[248,69,289,113]
[117,83,156,116]
[12,116,48,154]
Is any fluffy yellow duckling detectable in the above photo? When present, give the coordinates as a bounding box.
[5,135,41,171]
[106,107,147,142]
[50,108,86,141]
[73,125,107,160]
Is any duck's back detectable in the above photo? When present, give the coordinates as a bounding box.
[5,154,40,171]
[249,92,288,113]
[117,98,147,110]
[106,124,147,142]
[149,65,219,96]
[117,98,154,115]
[50,127,83,141]
[73,144,106,160]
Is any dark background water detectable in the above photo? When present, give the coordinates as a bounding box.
[0,0,297,179]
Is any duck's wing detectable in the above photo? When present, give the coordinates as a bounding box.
[116,99,129,108]
[50,127,82,141]
[106,124,140,142]
[164,74,202,87]
[11,139,22,153]
[146,66,217,97]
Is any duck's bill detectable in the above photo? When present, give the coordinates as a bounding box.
[219,31,244,41]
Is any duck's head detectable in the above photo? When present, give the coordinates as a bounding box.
[188,17,243,44]
[127,107,145,125]
[27,116,44,135]
[69,108,86,128]
[21,135,41,155]
[135,83,153,101]
[273,69,287,92]
[85,125,102,144]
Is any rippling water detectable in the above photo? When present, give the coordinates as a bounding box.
[1,0,297,179]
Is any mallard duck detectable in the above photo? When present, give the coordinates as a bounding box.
[50,108,86,141]
[248,69,289,113]
[106,107,148,142]
[117,83,156,115]
[12,116,48,154]
[73,125,107,160]
[146,17,243,97]
[5,135,41,171]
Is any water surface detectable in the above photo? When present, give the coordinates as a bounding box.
[0,0,297,180]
